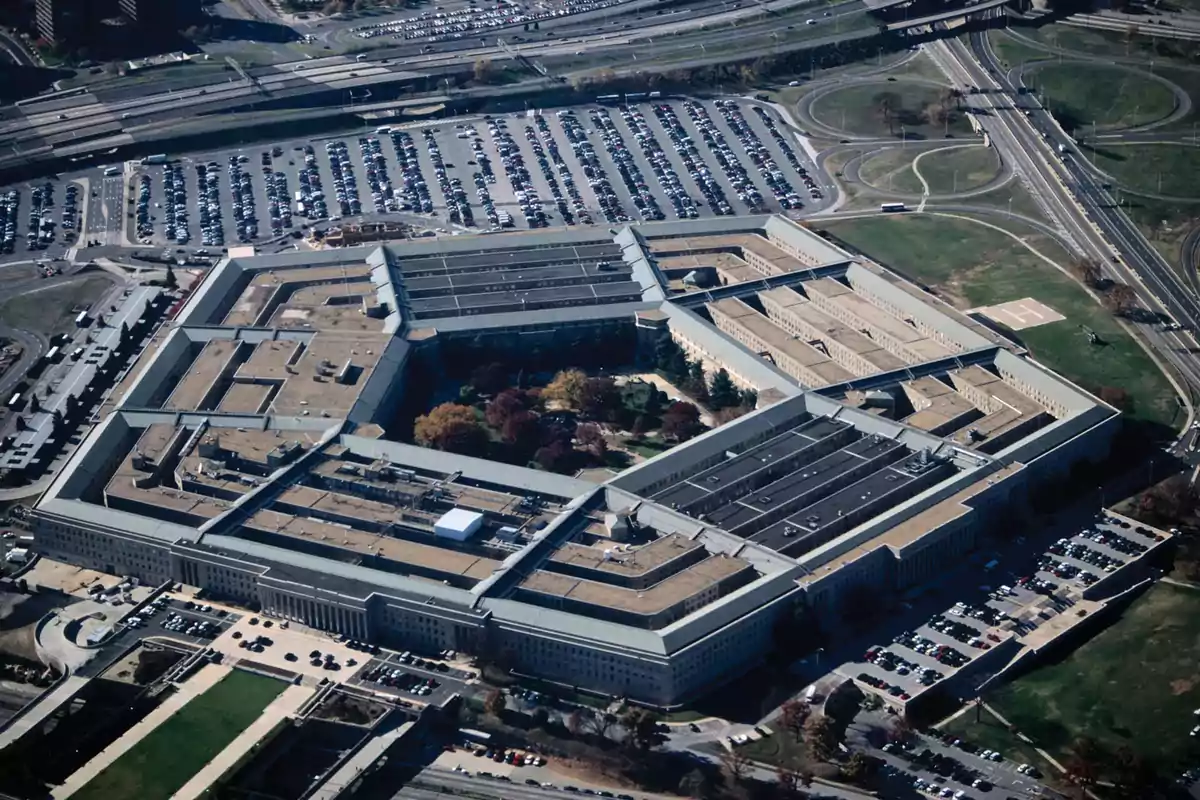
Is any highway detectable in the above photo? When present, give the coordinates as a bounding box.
[927,34,1200,405]
[0,0,878,172]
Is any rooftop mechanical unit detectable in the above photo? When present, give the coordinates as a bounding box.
[434,508,484,541]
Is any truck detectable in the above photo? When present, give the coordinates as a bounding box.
[141,154,168,165]
[103,166,121,176]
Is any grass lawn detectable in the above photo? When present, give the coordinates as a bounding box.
[986,29,1053,68]
[809,82,974,140]
[1030,63,1178,131]
[73,670,286,800]
[915,145,1002,194]
[950,180,1048,223]
[1090,143,1200,199]
[987,582,1200,775]
[0,277,114,338]
[858,147,923,194]
[738,729,810,770]
[818,214,1179,429]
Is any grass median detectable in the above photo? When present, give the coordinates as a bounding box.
[73,670,286,800]
[818,214,1179,429]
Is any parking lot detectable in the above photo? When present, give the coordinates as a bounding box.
[347,649,470,706]
[844,512,1166,704]
[134,594,240,646]
[121,98,824,248]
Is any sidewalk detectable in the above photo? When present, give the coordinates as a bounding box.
[171,683,314,800]
[54,663,232,799]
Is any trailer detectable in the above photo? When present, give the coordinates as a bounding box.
[141,154,168,165]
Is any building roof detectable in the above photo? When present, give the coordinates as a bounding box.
[33,214,1115,660]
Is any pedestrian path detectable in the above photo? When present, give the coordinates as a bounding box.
[54,663,232,799]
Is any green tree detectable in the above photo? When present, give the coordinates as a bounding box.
[532,707,551,728]
[654,335,680,373]
[164,265,177,289]
[687,359,708,400]
[709,368,739,409]
[484,688,507,718]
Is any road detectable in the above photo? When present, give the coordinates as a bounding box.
[399,766,871,800]
[927,34,1200,404]
[0,30,35,68]
[0,0,876,173]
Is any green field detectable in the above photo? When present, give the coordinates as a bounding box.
[1031,63,1178,131]
[1091,144,1200,199]
[809,82,975,140]
[818,215,1179,428]
[73,670,286,800]
[986,29,1053,68]
[0,276,114,337]
[986,582,1200,775]
[858,147,923,194]
[915,145,1002,194]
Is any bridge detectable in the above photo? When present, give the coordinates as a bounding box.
[882,0,1007,32]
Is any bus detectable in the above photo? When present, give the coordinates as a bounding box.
[7,392,20,409]
[880,202,907,213]
[104,166,121,177]
[375,126,392,135]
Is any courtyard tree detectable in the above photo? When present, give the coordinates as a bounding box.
[413,403,488,455]
[164,265,177,289]
[470,362,509,396]
[575,423,607,460]
[580,376,620,421]
[486,388,530,429]
[661,401,704,441]
[544,369,589,410]
[709,368,740,409]
[687,359,709,401]
[501,410,540,449]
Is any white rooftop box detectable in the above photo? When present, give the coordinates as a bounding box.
[435,508,484,541]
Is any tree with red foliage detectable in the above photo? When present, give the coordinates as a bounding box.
[660,401,704,441]
[501,410,541,447]
[580,376,620,421]
[575,422,608,460]
[535,439,572,472]
[486,388,529,429]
